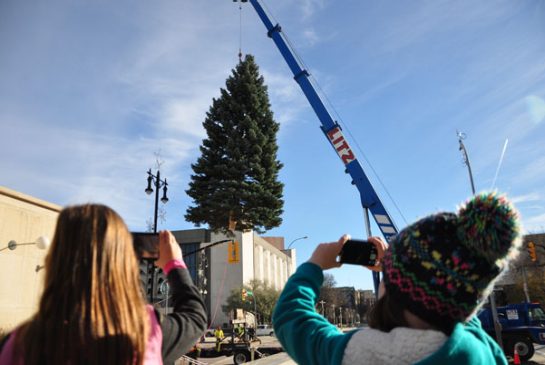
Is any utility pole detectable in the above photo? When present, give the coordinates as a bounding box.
[252,293,258,326]
[457,131,503,350]
[522,266,531,303]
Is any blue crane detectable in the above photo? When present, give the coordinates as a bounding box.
[235,0,399,290]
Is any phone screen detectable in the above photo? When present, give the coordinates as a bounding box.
[339,239,378,266]
[132,232,159,260]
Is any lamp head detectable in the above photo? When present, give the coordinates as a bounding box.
[35,236,50,250]
[161,182,168,203]
[7,240,17,250]
[145,174,154,195]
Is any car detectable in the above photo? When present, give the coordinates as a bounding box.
[256,324,274,337]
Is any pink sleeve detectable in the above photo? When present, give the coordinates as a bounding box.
[163,259,187,275]
[0,330,23,365]
[143,305,163,364]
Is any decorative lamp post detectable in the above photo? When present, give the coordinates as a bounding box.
[144,168,169,304]
[145,168,169,233]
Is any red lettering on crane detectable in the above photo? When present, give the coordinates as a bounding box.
[327,127,355,165]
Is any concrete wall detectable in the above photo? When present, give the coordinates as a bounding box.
[208,230,244,327]
[262,236,285,251]
[0,186,60,331]
[253,234,293,291]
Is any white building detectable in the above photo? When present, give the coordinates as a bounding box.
[171,229,296,327]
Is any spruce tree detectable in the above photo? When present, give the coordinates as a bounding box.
[185,55,284,233]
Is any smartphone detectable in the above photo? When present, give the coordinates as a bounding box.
[339,239,378,266]
[132,232,160,260]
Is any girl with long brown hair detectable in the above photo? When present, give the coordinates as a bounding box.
[0,204,207,365]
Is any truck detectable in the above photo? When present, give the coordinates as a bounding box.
[478,302,545,361]
[197,309,282,364]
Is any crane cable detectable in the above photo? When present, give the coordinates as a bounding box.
[238,2,243,62]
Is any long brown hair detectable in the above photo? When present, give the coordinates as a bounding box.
[367,289,454,335]
[367,290,409,332]
[15,204,149,364]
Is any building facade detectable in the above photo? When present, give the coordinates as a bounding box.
[171,229,295,328]
[0,186,61,331]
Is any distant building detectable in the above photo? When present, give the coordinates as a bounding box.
[358,289,377,308]
[321,286,377,325]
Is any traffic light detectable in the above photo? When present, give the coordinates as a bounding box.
[528,242,537,262]
[228,241,240,263]
[241,289,248,301]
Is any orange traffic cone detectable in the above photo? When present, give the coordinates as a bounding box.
[513,346,521,365]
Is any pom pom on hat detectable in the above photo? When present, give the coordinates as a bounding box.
[382,191,522,331]
[457,192,520,265]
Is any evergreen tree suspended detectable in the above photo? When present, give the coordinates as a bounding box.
[185,55,284,233]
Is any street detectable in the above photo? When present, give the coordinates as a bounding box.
[198,339,545,365]
[523,344,545,365]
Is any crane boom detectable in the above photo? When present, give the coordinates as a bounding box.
[240,0,399,244]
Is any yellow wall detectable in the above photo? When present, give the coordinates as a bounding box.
[0,186,60,331]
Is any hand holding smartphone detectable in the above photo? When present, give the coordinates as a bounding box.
[132,232,160,260]
[338,239,378,266]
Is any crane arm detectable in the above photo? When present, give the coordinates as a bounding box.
[241,0,398,242]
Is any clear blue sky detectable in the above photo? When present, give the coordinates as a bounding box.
[1,0,544,291]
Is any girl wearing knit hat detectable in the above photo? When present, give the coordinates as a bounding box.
[272,192,521,364]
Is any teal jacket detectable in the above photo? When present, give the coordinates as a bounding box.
[272,262,507,365]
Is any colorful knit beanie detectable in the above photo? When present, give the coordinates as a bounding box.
[382,192,521,331]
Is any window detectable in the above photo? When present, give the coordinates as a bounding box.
[183,242,200,282]
[529,307,545,321]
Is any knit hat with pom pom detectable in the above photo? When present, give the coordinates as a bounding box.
[382,192,521,332]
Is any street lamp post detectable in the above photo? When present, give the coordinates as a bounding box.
[287,236,308,249]
[144,168,169,305]
[457,131,503,350]
[318,300,326,316]
[145,168,169,233]
[252,294,258,326]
